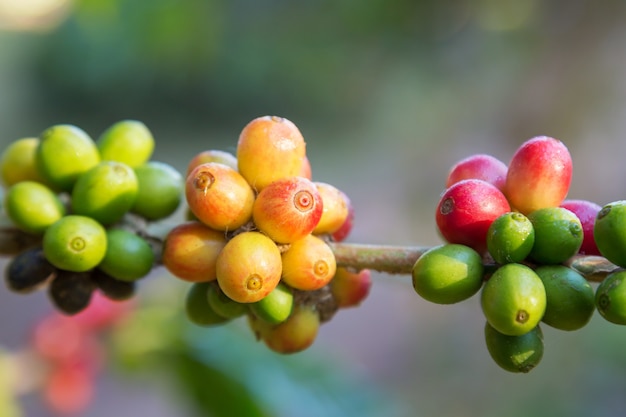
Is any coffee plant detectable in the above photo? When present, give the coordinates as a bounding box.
[1,115,625,376]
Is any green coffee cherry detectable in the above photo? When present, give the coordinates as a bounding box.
[206,283,248,319]
[97,229,154,282]
[132,161,183,220]
[249,282,294,324]
[481,263,546,336]
[185,282,229,327]
[595,270,626,325]
[593,201,626,268]
[527,207,583,264]
[412,244,484,304]
[4,181,65,234]
[484,322,544,373]
[0,137,47,186]
[535,265,595,331]
[97,120,155,167]
[486,212,535,264]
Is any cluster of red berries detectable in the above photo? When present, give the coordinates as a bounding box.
[162,116,371,354]
[413,136,626,372]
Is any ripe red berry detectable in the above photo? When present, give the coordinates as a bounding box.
[330,267,372,308]
[252,176,323,244]
[446,153,508,191]
[436,179,511,253]
[505,136,572,214]
[560,199,602,256]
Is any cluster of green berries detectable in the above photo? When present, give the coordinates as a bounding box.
[1,121,183,314]
[413,136,626,373]
[163,116,371,354]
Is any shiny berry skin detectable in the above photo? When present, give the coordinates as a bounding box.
[331,194,354,242]
[436,179,511,253]
[185,282,229,327]
[312,182,350,235]
[5,246,56,293]
[504,136,572,214]
[0,137,47,186]
[132,161,183,221]
[206,282,248,319]
[215,231,282,303]
[593,201,626,268]
[253,176,323,244]
[330,267,372,308]
[186,149,238,175]
[186,162,255,231]
[4,181,65,234]
[162,221,227,282]
[249,282,294,324]
[237,115,306,190]
[250,305,320,354]
[281,234,337,291]
[560,199,602,256]
[97,120,154,167]
[446,153,507,191]
[484,322,543,373]
[97,229,154,282]
[527,207,583,265]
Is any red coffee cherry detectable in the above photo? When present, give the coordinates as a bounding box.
[446,153,508,191]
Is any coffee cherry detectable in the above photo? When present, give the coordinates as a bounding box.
[527,207,583,265]
[97,229,154,282]
[216,231,282,303]
[162,221,226,282]
[412,244,484,304]
[504,136,572,214]
[331,195,354,242]
[131,161,183,221]
[330,267,372,308]
[253,176,323,244]
[185,282,229,327]
[560,199,601,256]
[49,270,97,315]
[4,181,65,234]
[97,120,154,167]
[593,201,626,268]
[249,282,294,324]
[312,182,350,235]
[5,246,56,293]
[252,305,320,354]
[0,137,47,186]
[281,234,336,291]
[445,153,507,191]
[484,322,543,373]
[43,215,108,272]
[186,149,238,175]
[486,212,535,264]
[186,162,254,231]
[481,263,546,336]
[299,156,312,180]
[71,161,139,226]
[534,265,595,331]
[206,282,248,319]
[91,269,135,301]
[436,179,511,253]
[595,270,626,325]
[236,116,306,191]
[36,124,100,191]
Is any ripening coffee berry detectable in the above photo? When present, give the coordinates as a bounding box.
[91,269,135,301]
[595,270,626,325]
[445,153,508,191]
[253,176,323,244]
[534,265,595,331]
[436,179,511,253]
[162,221,227,282]
[412,244,484,304]
[281,234,337,291]
[484,322,543,373]
[186,162,255,231]
[481,263,546,336]
[0,137,47,186]
[249,282,294,324]
[97,120,154,167]
[5,246,56,293]
[206,283,248,319]
[593,201,626,268]
[36,124,100,191]
[253,305,320,354]
[486,212,535,264]
[186,149,238,175]
[185,282,229,327]
[237,116,306,190]
[313,182,350,235]
[504,136,572,214]
[4,181,65,234]
[527,207,583,264]
[331,195,354,242]
[97,229,154,282]
[131,161,183,220]
[330,267,372,308]
[560,199,601,256]
[71,161,139,226]
[48,270,96,315]
[216,231,282,303]
[43,215,108,272]
[300,156,312,180]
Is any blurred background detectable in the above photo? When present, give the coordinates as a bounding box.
[3,0,626,416]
